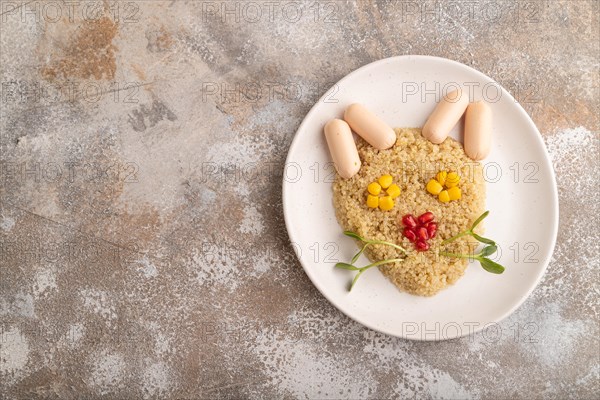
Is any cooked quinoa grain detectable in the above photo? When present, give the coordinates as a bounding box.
[333,128,486,296]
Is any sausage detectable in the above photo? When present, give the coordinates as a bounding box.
[324,119,361,179]
[422,89,469,144]
[464,101,492,160]
[343,103,396,150]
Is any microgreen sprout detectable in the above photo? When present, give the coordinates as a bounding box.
[335,231,407,291]
[343,231,407,264]
[439,245,505,274]
[439,211,506,274]
[441,210,495,245]
[336,259,404,291]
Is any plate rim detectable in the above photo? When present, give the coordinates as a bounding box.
[282,55,559,341]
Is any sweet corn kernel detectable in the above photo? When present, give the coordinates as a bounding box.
[436,171,448,186]
[379,195,394,211]
[367,182,381,196]
[378,175,393,189]
[386,184,401,199]
[366,194,379,208]
[438,190,450,203]
[446,172,460,188]
[426,179,443,195]
[447,186,461,200]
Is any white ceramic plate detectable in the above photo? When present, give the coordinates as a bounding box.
[282,56,558,340]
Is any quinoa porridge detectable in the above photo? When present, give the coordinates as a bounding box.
[332,128,486,296]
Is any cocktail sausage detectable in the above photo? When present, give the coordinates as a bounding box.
[422,89,469,144]
[344,103,396,150]
[324,119,361,179]
[464,101,492,160]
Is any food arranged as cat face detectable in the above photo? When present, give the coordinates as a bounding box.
[323,94,504,296]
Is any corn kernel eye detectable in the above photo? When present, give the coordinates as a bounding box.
[366,175,399,210]
[367,182,382,195]
[366,194,379,208]
[446,172,461,187]
[438,190,450,203]
[429,171,461,202]
[447,186,462,200]
[378,174,393,189]
[436,171,448,186]
[379,196,395,211]
[426,179,443,195]
[386,184,401,199]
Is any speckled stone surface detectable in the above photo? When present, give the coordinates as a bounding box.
[1,1,598,399]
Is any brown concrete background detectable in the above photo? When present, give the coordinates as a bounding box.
[1,1,598,398]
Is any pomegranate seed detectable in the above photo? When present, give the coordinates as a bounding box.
[415,240,430,251]
[403,228,417,242]
[418,212,435,225]
[416,227,429,241]
[402,214,418,229]
[426,222,438,239]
